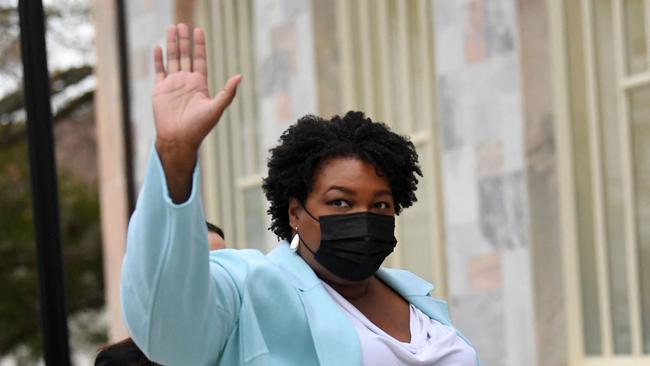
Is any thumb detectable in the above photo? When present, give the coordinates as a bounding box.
[211,74,242,117]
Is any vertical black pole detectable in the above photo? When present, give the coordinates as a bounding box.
[17,1,71,365]
[116,0,136,214]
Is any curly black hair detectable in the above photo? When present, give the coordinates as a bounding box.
[262,111,422,241]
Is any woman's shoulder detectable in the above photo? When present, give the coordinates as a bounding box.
[208,247,272,267]
[377,267,436,297]
[208,246,288,285]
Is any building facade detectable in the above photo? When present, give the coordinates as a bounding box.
[94,1,650,365]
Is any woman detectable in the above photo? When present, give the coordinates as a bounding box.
[121,23,479,365]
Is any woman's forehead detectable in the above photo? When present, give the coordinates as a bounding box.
[311,157,390,193]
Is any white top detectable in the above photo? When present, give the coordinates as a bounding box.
[322,281,477,366]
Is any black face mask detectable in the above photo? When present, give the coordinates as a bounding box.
[299,207,398,281]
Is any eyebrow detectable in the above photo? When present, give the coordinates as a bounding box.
[325,186,392,198]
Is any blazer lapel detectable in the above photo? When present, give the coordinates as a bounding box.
[376,268,476,348]
[376,267,453,325]
[298,284,361,365]
[267,242,361,366]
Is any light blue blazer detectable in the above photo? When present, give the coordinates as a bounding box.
[121,149,478,365]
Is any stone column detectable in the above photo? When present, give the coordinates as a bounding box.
[93,0,130,342]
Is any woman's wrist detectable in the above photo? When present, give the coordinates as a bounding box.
[155,138,198,203]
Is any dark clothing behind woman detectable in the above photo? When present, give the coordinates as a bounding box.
[95,338,158,366]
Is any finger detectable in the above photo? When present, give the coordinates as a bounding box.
[166,25,180,73]
[212,74,243,116]
[178,23,192,72]
[153,46,166,82]
[193,28,208,77]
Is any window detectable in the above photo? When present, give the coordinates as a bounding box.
[555,0,650,363]
[197,0,273,251]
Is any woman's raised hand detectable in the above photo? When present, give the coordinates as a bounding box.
[153,24,241,202]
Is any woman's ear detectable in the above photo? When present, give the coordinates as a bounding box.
[288,197,302,229]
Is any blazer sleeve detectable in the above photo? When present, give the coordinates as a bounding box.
[120,147,241,366]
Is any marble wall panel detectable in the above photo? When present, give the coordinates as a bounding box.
[453,291,506,366]
[502,245,536,366]
[254,0,317,157]
[478,172,529,250]
[437,74,463,150]
[433,2,465,76]
[442,146,480,226]
[433,0,537,364]
[446,222,494,296]
[483,0,516,56]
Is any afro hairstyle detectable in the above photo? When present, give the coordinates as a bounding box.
[262,111,422,241]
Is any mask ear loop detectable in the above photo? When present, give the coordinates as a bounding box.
[299,232,318,256]
[300,201,320,222]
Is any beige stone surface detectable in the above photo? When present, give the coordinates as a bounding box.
[469,252,502,291]
[516,0,568,365]
[93,0,130,342]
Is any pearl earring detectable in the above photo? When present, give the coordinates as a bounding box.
[290,227,299,252]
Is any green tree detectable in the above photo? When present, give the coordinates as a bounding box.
[0,0,105,362]
[0,122,106,362]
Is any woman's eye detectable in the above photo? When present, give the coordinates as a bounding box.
[329,199,350,208]
[374,202,390,209]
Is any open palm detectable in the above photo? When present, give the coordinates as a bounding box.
[152,24,240,203]
[153,24,241,150]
